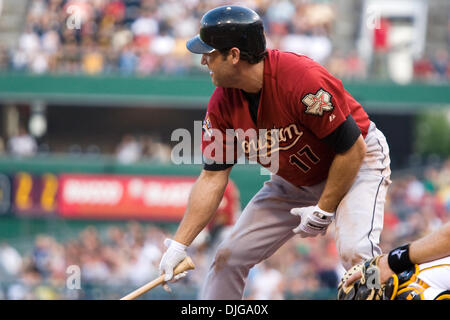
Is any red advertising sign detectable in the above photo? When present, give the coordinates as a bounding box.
[58,174,240,222]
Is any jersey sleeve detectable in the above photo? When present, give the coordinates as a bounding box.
[293,66,352,139]
[201,90,238,165]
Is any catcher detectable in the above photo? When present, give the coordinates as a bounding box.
[338,221,450,300]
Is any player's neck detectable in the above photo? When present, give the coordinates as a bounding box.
[238,61,264,93]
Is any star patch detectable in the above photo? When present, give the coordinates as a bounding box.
[202,113,212,137]
[302,89,334,116]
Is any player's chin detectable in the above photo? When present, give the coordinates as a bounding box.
[211,78,224,88]
[212,78,232,88]
[210,73,219,85]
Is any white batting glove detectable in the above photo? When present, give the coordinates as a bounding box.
[159,238,187,283]
[290,205,335,238]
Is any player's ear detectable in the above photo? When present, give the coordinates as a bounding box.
[229,48,241,65]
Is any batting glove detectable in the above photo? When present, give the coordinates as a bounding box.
[159,238,188,282]
[290,205,335,238]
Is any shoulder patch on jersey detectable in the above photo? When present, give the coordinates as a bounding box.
[202,113,212,137]
[301,89,334,116]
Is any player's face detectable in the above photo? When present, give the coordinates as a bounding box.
[201,50,239,88]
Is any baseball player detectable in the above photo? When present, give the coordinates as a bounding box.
[159,5,392,299]
[342,221,450,300]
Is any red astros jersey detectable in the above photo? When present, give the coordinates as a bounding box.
[202,49,370,187]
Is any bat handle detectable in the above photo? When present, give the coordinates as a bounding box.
[173,256,195,274]
[120,256,195,300]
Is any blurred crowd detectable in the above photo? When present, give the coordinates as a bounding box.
[115,133,171,164]
[326,48,450,83]
[1,0,335,76]
[0,0,448,81]
[0,158,449,300]
[0,127,172,164]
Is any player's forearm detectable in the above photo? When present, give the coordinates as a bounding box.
[318,135,366,212]
[174,168,231,246]
[376,222,450,284]
[409,221,450,264]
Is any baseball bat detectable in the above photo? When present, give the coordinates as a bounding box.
[120,256,195,300]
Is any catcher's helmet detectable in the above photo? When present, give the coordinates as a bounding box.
[186,5,266,55]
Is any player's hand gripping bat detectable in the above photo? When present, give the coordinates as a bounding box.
[120,256,195,300]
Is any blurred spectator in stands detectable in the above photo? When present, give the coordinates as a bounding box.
[327,50,366,80]
[82,41,104,74]
[0,45,8,70]
[41,28,60,72]
[140,135,155,159]
[141,135,171,163]
[30,52,49,74]
[31,235,53,278]
[119,43,138,75]
[111,26,133,52]
[0,242,22,277]
[431,48,449,81]
[127,233,161,285]
[136,47,159,75]
[7,259,43,299]
[437,160,450,211]
[345,50,366,80]
[10,48,28,72]
[371,17,391,80]
[404,175,425,207]
[131,7,159,38]
[248,260,284,300]
[0,136,5,155]
[262,237,323,299]
[383,198,401,230]
[80,252,110,283]
[277,2,334,64]
[150,29,176,57]
[311,236,340,291]
[15,25,40,72]
[7,126,38,157]
[104,0,126,24]
[60,42,81,74]
[150,141,171,163]
[116,134,142,164]
[326,51,347,78]
[265,0,295,35]
[423,167,440,194]
[437,159,450,186]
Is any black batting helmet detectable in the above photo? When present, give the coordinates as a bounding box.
[186,5,266,56]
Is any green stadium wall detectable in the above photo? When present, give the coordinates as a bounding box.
[1,73,449,111]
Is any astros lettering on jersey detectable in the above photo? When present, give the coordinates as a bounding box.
[201,49,371,187]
